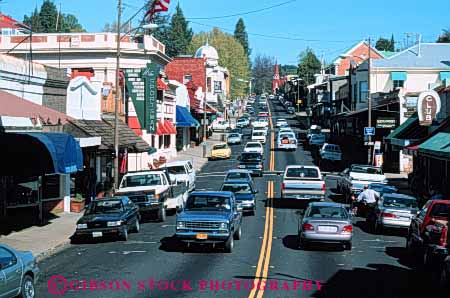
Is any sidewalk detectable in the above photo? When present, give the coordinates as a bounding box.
[0,212,82,261]
[169,132,225,172]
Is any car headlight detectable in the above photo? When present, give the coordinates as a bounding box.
[77,223,87,229]
[147,194,155,200]
[219,222,228,229]
[382,179,388,183]
[176,221,185,229]
[239,165,245,168]
[256,165,262,169]
[107,221,122,227]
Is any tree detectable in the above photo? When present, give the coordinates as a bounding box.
[61,14,85,33]
[188,28,250,99]
[165,4,193,57]
[38,0,58,33]
[234,18,251,62]
[23,7,42,32]
[389,34,395,51]
[375,38,391,51]
[102,21,132,33]
[251,54,275,94]
[297,48,321,85]
[280,65,298,76]
[437,29,450,43]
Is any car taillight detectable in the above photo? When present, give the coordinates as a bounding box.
[343,225,353,233]
[322,183,326,192]
[381,212,396,218]
[440,225,448,247]
[281,183,285,191]
[303,223,314,231]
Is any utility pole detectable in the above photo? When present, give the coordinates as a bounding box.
[113,0,122,190]
[367,37,372,165]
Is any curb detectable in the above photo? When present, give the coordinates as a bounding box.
[36,239,72,263]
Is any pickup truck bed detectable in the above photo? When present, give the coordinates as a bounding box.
[281,166,325,201]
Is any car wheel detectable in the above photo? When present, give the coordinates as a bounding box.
[19,275,35,298]
[158,207,166,222]
[132,219,140,233]
[224,236,234,253]
[439,265,450,289]
[120,227,129,241]
[234,226,242,240]
[344,242,352,250]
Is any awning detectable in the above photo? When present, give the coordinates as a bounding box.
[176,106,200,127]
[156,120,168,135]
[440,71,450,81]
[164,120,177,134]
[157,78,170,91]
[391,71,407,81]
[418,132,450,160]
[385,114,428,147]
[0,132,83,176]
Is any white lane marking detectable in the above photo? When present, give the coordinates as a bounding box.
[369,246,386,249]
[161,224,176,228]
[362,239,398,243]
[124,241,157,244]
[123,251,147,255]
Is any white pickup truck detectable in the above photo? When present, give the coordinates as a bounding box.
[337,164,388,200]
[280,165,326,201]
[115,170,188,221]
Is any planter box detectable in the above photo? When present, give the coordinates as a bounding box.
[70,200,85,213]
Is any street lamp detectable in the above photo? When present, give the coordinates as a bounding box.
[339,38,372,165]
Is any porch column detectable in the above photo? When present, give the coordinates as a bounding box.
[61,174,71,213]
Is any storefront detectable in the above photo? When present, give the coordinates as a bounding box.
[176,106,200,151]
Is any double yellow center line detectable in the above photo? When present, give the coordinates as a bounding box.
[248,102,275,298]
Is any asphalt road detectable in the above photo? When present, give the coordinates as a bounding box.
[36,98,447,298]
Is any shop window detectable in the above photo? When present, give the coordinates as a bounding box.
[207,77,212,93]
[151,135,155,147]
[359,81,368,102]
[157,90,163,103]
[159,135,164,149]
[164,135,171,148]
[183,74,192,84]
[393,80,404,88]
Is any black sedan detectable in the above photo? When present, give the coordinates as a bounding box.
[74,196,140,241]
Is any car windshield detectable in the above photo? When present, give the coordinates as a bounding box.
[430,203,450,218]
[229,133,240,138]
[253,132,264,136]
[241,153,262,161]
[166,166,186,175]
[226,172,250,180]
[280,134,294,139]
[351,165,383,175]
[307,206,348,219]
[221,183,252,194]
[121,174,161,187]
[286,167,319,178]
[87,200,123,214]
[382,196,417,208]
[185,195,231,211]
[369,184,396,193]
[246,143,261,148]
[213,144,227,150]
[325,145,341,152]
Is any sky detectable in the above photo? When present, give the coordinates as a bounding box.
[2,0,449,65]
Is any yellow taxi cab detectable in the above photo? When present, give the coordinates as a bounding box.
[209,143,232,160]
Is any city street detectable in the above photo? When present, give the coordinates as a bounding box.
[35,98,447,298]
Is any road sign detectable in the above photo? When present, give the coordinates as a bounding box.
[364,127,375,136]
[364,142,375,146]
[374,141,381,150]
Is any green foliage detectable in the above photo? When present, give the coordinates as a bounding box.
[252,54,275,94]
[437,29,450,43]
[280,65,298,76]
[375,36,395,51]
[166,3,193,57]
[234,18,251,61]
[297,48,321,85]
[189,28,250,99]
[23,0,85,33]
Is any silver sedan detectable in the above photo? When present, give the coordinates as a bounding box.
[298,202,353,250]
[227,133,242,145]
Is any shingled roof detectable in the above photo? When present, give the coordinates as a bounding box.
[66,114,151,153]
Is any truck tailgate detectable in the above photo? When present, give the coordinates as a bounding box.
[282,180,325,198]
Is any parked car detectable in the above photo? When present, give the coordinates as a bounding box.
[367,193,418,234]
[308,133,326,147]
[307,125,322,139]
[276,118,288,127]
[212,120,231,132]
[227,133,242,145]
[298,202,353,250]
[116,170,185,221]
[238,152,264,177]
[0,244,40,298]
[280,165,326,201]
[244,141,264,155]
[209,143,232,160]
[319,144,342,168]
[75,197,140,241]
[224,169,253,183]
[366,183,398,197]
[276,131,297,151]
[287,107,296,114]
[175,191,243,252]
[251,131,266,144]
[407,199,450,267]
[221,180,257,215]
[337,164,388,200]
[164,160,196,192]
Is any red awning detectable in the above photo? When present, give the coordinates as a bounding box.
[157,78,170,91]
[156,120,168,135]
[163,120,177,134]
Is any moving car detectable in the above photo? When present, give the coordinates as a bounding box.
[238,152,264,177]
[75,197,140,241]
[175,191,243,252]
[251,130,266,144]
[258,112,269,118]
[221,180,257,215]
[319,144,342,162]
[0,244,40,298]
[281,165,326,200]
[227,133,242,145]
[236,118,249,128]
[230,128,243,138]
[243,141,264,155]
[338,164,388,199]
[277,131,297,151]
[252,118,268,128]
[164,160,196,192]
[209,143,232,160]
[287,107,296,114]
[308,133,326,147]
[307,125,322,139]
[367,193,418,234]
[212,120,231,132]
[279,126,294,134]
[276,118,288,127]
[298,202,353,250]
[253,126,268,136]
[224,169,253,183]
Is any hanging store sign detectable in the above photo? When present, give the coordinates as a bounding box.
[376,117,396,129]
[417,91,441,126]
[142,63,159,134]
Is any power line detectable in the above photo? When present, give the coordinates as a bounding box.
[186,0,298,20]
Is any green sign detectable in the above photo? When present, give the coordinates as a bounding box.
[123,63,159,133]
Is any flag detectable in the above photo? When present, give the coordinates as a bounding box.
[145,0,170,21]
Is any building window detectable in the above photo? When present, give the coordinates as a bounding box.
[207,77,212,93]
[214,81,222,94]
[159,135,164,149]
[183,74,192,84]
[164,135,171,148]
[151,135,155,147]
[393,80,404,89]
[359,81,368,102]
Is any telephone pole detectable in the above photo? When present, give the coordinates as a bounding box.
[113,0,122,190]
[367,37,372,165]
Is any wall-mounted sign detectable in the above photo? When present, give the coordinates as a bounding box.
[376,117,396,129]
[417,90,441,126]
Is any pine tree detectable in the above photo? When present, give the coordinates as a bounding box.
[389,34,395,51]
[23,7,42,32]
[234,18,250,59]
[166,4,193,57]
[38,0,58,33]
[375,38,391,51]
[297,48,321,85]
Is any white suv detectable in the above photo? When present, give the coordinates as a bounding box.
[244,142,264,155]
[164,160,196,192]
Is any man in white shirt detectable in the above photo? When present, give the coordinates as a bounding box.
[352,185,380,217]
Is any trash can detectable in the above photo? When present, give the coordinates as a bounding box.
[202,142,207,158]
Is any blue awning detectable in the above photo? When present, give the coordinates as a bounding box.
[391,71,407,81]
[176,106,200,127]
[0,132,83,176]
[440,71,450,81]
